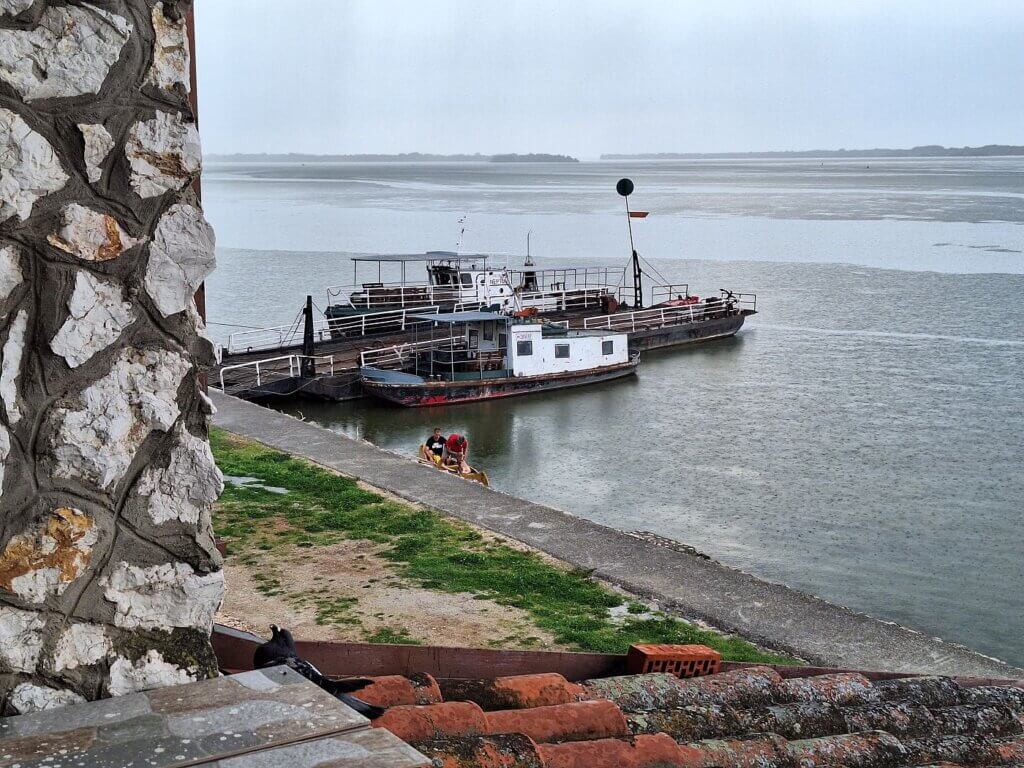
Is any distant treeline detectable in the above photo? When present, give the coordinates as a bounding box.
[601,145,1024,160]
[205,152,578,163]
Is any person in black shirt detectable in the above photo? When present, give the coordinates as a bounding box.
[424,428,446,459]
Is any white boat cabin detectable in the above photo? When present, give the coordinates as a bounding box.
[360,311,630,382]
[329,252,622,315]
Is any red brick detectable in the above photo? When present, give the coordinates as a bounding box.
[627,644,722,678]
[538,734,695,768]
[357,673,443,707]
[484,700,627,743]
[372,701,487,743]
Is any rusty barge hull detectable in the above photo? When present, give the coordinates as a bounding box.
[361,359,639,407]
[626,312,750,352]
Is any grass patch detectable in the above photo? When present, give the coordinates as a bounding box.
[365,627,421,645]
[211,428,796,663]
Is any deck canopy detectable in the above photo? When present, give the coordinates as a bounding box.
[350,252,511,264]
[411,310,507,324]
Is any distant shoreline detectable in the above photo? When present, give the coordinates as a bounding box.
[205,152,578,163]
[602,144,1024,160]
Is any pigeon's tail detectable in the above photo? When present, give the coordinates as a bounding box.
[321,676,374,695]
[339,693,385,719]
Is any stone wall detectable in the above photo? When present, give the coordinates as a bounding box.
[0,0,222,713]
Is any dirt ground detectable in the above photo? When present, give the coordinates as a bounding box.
[216,534,563,650]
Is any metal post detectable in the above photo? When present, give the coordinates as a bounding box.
[301,295,316,378]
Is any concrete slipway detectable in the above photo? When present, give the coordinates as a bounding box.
[211,391,1022,679]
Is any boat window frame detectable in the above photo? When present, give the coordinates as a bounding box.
[460,272,474,287]
[602,340,614,355]
[554,343,570,359]
[516,339,533,356]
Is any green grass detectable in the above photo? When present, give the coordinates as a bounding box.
[211,428,797,663]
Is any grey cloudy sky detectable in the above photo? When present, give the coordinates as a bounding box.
[194,0,1023,157]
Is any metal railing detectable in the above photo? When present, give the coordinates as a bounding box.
[581,292,757,332]
[360,336,462,369]
[326,281,465,309]
[217,354,335,393]
[650,284,691,305]
[225,306,440,354]
[518,287,613,312]
[511,266,626,292]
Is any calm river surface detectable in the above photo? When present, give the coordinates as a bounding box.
[203,158,1024,666]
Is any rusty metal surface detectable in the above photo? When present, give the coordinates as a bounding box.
[213,625,625,681]
[213,626,1024,691]
[0,666,427,768]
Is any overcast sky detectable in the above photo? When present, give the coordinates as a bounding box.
[194,0,1023,157]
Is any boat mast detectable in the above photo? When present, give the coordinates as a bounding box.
[617,178,643,308]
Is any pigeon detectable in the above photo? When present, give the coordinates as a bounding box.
[253,625,385,718]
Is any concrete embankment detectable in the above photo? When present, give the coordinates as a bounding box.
[211,391,1022,678]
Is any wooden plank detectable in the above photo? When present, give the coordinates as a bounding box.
[0,667,368,768]
[198,729,429,768]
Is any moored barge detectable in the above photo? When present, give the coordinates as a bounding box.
[359,311,638,407]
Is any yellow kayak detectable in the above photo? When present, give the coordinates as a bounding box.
[418,446,490,486]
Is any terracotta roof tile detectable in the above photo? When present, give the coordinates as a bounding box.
[438,673,589,711]
[361,646,1024,768]
[483,700,628,743]
[372,701,487,743]
[537,733,690,768]
[358,673,443,707]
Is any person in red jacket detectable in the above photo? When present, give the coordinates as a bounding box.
[442,433,469,473]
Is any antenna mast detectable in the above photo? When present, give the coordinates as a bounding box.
[616,178,643,308]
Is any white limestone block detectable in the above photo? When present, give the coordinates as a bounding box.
[0,4,131,101]
[0,244,22,304]
[108,649,196,696]
[136,423,223,525]
[0,108,69,223]
[0,423,9,498]
[147,2,190,93]
[0,308,27,424]
[78,124,115,184]
[49,347,190,490]
[0,0,34,17]
[125,111,201,198]
[145,203,216,317]
[10,683,86,713]
[102,561,224,632]
[50,271,135,368]
[52,622,111,672]
[0,606,45,673]
[48,203,143,262]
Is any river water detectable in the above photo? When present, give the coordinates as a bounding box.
[203,158,1024,666]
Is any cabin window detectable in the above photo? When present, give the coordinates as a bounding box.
[602,340,614,355]
[483,323,494,342]
[460,273,473,287]
[554,344,570,359]
[517,340,533,356]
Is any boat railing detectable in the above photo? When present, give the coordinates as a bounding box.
[326,281,465,309]
[510,266,626,292]
[217,354,335,394]
[650,284,691,305]
[359,336,463,369]
[517,287,613,311]
[581,292,757,331]
[225,306,441,354]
